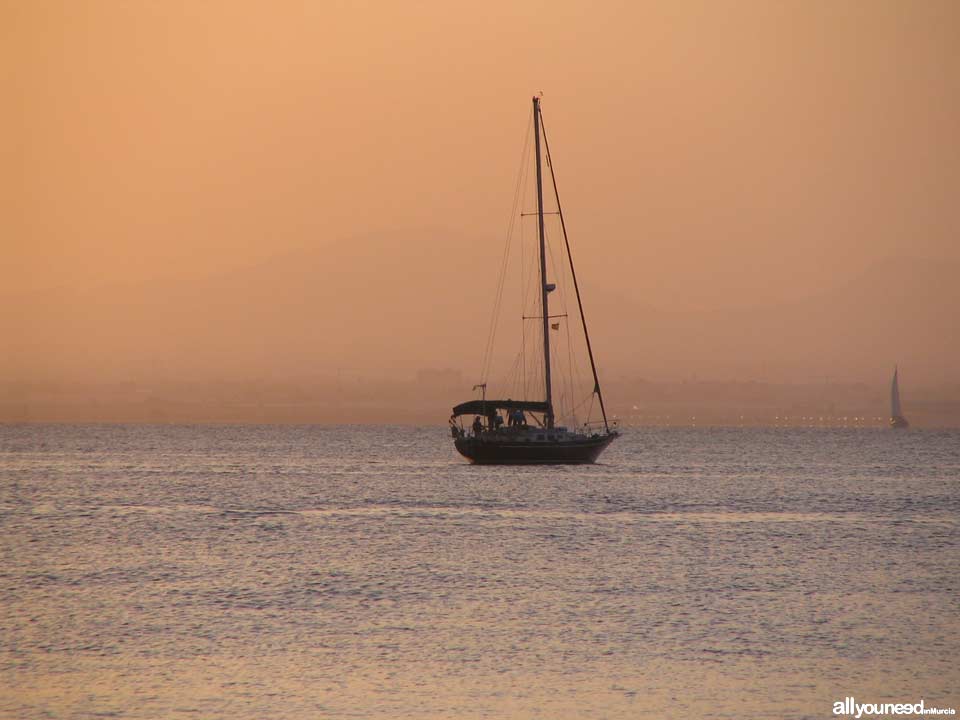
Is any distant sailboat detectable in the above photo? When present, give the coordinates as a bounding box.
[890,365,909,429]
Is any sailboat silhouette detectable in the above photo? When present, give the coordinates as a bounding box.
[449,97,618,464]
[890,365,909,429]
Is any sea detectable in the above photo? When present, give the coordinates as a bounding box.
[1,424,958,719]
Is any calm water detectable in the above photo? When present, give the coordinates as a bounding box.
[1,425,958,719]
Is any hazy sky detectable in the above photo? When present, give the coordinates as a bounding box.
[4,0,958,390]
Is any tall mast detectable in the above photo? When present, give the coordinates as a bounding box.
[533,96,554,428]
[539,113,610,433]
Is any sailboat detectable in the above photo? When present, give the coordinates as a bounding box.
[890,365,909,429]
[449,96,619,464]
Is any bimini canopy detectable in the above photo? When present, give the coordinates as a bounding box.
[451,399,550,417]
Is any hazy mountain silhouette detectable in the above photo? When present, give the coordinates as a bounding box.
[5,231,957,391]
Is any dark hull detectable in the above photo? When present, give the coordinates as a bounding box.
[890,416,909,429]
[454,432,617,465]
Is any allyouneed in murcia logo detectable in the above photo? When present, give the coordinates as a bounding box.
[833,698,956,717]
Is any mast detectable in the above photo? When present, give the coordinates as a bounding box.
[891,365,902,418]
[539,113,611,433]
[533,96,554,428]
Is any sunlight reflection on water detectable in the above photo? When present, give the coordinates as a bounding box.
[1,425,958,719]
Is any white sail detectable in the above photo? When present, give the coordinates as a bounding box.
[891,366,902,418]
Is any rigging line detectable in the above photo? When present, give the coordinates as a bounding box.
[520,199,527,400]
[560,220,587,421]
[513,349,524,398]
[480,108,533,383]
[547,233,576,425]
[569,391,592,417]
[564,378,594,427]
[544,218,579,411]
[527,236,545,398]
[544,215,581,423]
[527,281,544,405]
[480,224,512,382]
[521,214,541,397]
[497,349,524,402]
[521,210,546,399]
[540,215,579,424]
[539,112,610,433]
[518,151,540,398]
[481,118,530,383]
[509,351,523,400]
[522,218,544,320]
[519,224,543,389]
[564,312,578,425]
[565,303,586,397]
[527,225,543,398]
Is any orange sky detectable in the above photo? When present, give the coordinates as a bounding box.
[3,0,959,393]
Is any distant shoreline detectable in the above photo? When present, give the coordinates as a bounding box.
[3,376,957,427]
